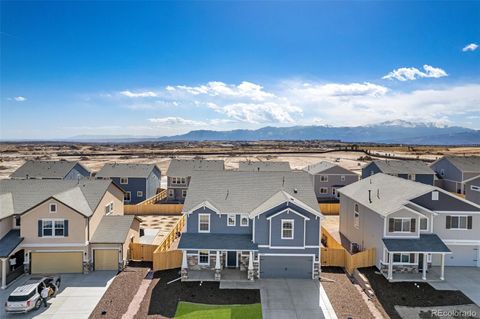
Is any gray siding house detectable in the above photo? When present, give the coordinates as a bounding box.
[362,160,435,185]
[178,170,324,280]
[237,161,291,172]
[96,163,161,204]
[430,156,480,194]
[166,159,224,203]
[304,161,359,202]
[339,174,480,282]
[465,175,480,205]
[10,160,91,180]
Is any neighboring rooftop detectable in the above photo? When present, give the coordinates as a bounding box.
[166,159,225,177]
[442,156,480,173]
[370,160,435,175]
[184,170,320,216]
[10,160,89,179]
[90,215,137,243]
[0,179,116,219]
[383,234,450,253]
[237,161,291,172]
[0,230,23,258]
[96,163,160,178]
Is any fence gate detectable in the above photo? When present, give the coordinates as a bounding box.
[129,243,157,262]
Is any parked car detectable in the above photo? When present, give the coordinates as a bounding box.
[4,276,61,313]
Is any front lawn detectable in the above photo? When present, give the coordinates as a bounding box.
[175,302,262,319]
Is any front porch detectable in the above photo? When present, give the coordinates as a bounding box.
[183,268,250,282]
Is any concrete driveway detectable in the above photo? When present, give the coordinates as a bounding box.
[0,271,116,319]
[429,267,480,306]
[260,279,327,319]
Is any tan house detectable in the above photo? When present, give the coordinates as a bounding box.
[0,179,140,289]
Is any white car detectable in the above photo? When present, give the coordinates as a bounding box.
[5,276,60,314]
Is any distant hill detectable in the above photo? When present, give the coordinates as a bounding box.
[66,120,480,145]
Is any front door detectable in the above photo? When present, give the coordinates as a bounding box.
[227,251,237,268]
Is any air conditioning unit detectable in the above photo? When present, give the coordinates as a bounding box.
[351,243,360,254]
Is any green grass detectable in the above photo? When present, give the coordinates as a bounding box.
[174,302,262,319]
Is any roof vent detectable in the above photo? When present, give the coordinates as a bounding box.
[293,188,298,194]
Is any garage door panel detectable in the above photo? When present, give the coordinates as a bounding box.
[31,252,83,274]
[445,245,477,267]
[95,249,118,270]
[260,256,313,279]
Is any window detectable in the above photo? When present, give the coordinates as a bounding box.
[281,220,294,239]
[393,253,414,264]
[198,251,209,265]
[440,169,445,176]
[105,202,114,215]
[420,218,428,231]
[320,187,328,194]
[172,177,186,185]
[181,177,186,184]
[392,218,412,232]
[320,175,328,182]
[182,190,187,198]
[227,214,236,226]
[42,219,65,237]
[432,191,439,201]
[448,215,470,230]
[341,175,346,181]
[120,177,128,185]
[14,216,21,227]
[43,220,53,236]
[471,185,480,192]
[332,188,336,195]
[124,192,131,202]
[137,191,143,197]
[54,220,65,236]
[240,214,249,226]
[49,203,57,213]
[199,214,210,232]
[168,189,174,197]
[354,204,360,229]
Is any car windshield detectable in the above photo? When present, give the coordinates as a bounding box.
[7,290,35,302]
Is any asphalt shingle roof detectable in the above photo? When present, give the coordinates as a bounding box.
[178,233,258,250]
[183,170,320,216]
[0,230,23,257]
[0,179,114,219]
[303,161,337,174]
[383,234,451,253]
[10,160,88,179]
[96,163,160,178]
[166,159,225,177]
[371,160,435,175]
[444,157,480,173]
[238,161,291,172]
[90,215,136,243]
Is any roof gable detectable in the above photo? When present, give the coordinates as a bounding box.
[96,163,160,178]
[372,160,435,175]
[10,160,86,179]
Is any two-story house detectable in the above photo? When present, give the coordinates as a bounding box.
[178,170,324,280]
[303,161,359,202]
[338,174,480,282]
[0,179,139,289]
[166,159,224,203]
[96,163,161,204]
[465,175,480,205]
[237,161,291,172]
[430,156,480,194]
[10,160,91,180]
[362,160,436,185]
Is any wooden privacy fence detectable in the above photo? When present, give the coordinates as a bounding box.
[137,189,167,205]
[129,243,158,262]
[321,247,376,274]
[319,203,340,215]
[124,204,183,215]
[153,250,183,271]
[321,226,343,249]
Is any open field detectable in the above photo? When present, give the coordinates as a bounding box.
[1,142,479,179]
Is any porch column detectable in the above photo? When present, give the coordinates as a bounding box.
[1,258,7,290]
[214,251,221,281]
[440,254,445,280]
[387,252,393,280]
[248,251,254,281]
[422,253,427,280]
[181,250,188,280]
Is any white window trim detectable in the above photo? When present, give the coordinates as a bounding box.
[182,189,187,198]
[124,191,132,202]
[320,175,328,182]
[49,203,57,213]
[137,191,143,197]
[392,253,415,265]
[281,219,294,240]
[432,191,439,201]
[341,175,346,181]
[120,177,128,185]
[354,212,360,229]
[42,219,65,238]
[227,214,236,227]
[392,218,413,233]
[198,250,209,265]
[319,187,328,194]
[450,215,469,230]
[105,202,114,215]
[240,214,249,227]
[419,217,429,231]
[168,189,174,197]
[198,214,210,233]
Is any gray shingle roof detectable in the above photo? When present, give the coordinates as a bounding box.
[0,230,23,257]
[183,170,320,216]
[10,160,88,179]
[178,233,258,250]
[238,161,291,172]
[371,160,435,175]
[444,156,480,173]
[303,161,355,175]
[166,159,225,177]
[338,173,435,216]
[0,179,115,219]
[383,234,450,253]
[96,163,160,178]
[90,215,136,243]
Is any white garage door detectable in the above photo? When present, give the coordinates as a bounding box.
[445,245,478,267]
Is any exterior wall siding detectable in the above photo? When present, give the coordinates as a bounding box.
[465,177,480,205]
[167,176,191,202]
[384,208,420,238]
[112,177,147,204]
[64,164,91,180]
[146,168,161,199]
[433,213,480,241]
[187,207,252,234]
[415,174,435,185]
[361,162,382,179]
[0,216,13,239]
[431,158,463,191]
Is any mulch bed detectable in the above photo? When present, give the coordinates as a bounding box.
[134,268,260,319]
[359,267,475,319]
[89,266,149,319]
[321,267,377,319]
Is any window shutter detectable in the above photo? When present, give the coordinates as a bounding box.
[410,218,416,232]
[467,216,473,230]
[64,220,69,237]
[38,220,43,237]
[446,216,451,229]
[389,218,394,232]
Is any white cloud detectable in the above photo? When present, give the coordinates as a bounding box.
[8,96,27,102]
[462,43,478,52]
[120,90,158,98]
[148,117,206,126]
[290,82,388,97]
[382,65,448,81]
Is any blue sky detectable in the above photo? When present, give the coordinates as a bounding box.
[1,1,479,139]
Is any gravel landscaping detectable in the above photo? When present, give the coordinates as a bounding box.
[359,267,476,319]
